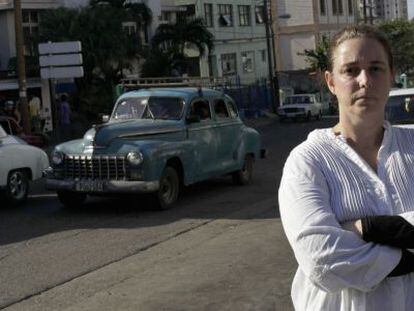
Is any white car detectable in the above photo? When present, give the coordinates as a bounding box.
[0,124,49,205]
[277,94,323,121]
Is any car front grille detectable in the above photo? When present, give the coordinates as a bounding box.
[63,155,128,180]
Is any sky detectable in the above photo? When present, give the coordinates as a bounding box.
[409,0,414,19]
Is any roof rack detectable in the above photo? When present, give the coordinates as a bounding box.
[119,76,231,90]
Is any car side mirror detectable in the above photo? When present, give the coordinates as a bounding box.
[186,115,201,124]
[101,114,110,123]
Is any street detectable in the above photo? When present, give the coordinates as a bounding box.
[0,116,338,310]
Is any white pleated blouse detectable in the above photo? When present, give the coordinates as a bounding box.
[279,122,414,311]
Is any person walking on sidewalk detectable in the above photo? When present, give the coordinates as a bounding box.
[59,94,71,141]
[279,25,414,310]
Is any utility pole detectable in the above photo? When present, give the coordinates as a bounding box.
[14,0,30,133]
[263,0,279,112]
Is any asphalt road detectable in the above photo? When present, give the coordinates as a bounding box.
[0,116,338,310]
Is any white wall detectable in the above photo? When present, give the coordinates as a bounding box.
[279,34,316,71]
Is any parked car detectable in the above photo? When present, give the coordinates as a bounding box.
[0,124,49,205]
[45,87,264,209]
[277,94,323,121]
[0,116,48,148]
[385,88,414,127]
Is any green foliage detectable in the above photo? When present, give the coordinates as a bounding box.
[143,17,214,77]
[378,19,414,74]
[38,3,150,116]
[301,35,329,72]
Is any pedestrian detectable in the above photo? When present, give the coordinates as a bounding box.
[279,25,414,310]
[28,94,41,132]
[59,94,71,141]
[3,100,21,125]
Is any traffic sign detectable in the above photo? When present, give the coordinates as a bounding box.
[39,54,83,67]
[40,67,84,79]
[38,41,82,55]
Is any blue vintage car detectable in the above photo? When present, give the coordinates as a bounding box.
[46,87,264,209]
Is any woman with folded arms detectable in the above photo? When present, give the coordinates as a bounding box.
[279,25,414,310]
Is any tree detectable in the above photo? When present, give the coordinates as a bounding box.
[300,34,329,72]
[378,19,414,75]
[146,17,214,76]
[38,3,151,115]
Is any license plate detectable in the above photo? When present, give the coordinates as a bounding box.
[286,113,296,117]
[75,180,104,192]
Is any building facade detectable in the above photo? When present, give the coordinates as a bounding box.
[359,0,409,23]
[173,0,270,84]
[272,0,358,72]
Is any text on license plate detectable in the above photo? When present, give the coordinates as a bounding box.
[75,180,104,192]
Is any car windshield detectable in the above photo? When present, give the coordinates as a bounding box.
[112,96,184,121]
[385,94,414,124]
[0,125,7,138]
[283,96,311,105]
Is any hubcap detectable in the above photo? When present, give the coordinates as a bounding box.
[9,172,26,200]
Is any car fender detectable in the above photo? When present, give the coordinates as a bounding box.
[112,139,197,184]
[0,142,49,185]
[234,127,261,168]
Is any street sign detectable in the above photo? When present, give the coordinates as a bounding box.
[39,54,83,67]
[38,41,84,79]
[38,41,82,55]
[40,67,84,79]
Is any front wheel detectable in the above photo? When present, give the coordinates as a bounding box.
[232,154,254,185]
[57,190,87,209]
[5,170,29,205]
[155,166,180,210]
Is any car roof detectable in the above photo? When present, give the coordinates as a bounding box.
[389,88,414,97]
[118,87,225,102]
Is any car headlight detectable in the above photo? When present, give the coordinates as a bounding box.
[127,151,144,166]
[52,150,64,165]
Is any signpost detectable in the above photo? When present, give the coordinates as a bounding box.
[38,41,83,140]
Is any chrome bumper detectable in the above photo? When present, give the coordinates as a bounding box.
[45,178,159,193]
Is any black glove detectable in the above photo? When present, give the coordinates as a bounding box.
[362,215,414,248]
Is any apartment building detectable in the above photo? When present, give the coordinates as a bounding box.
[173,0,269,84]
[359,0,408,23]
[272,0,357,72]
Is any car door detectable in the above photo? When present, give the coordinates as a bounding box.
[213,97,242,172]
[186,98,217,180]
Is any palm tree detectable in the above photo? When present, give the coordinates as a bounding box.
[151,17,214,75]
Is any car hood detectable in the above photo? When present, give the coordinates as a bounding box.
[85,119,184,147]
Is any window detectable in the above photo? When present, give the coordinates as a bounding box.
[22,10,39,56]
[204,3,213,27]
[261,50,266,62]
[214,99,230,119]
[348,0,353,14]
[221,53,237,75]
[238,5,251,26]
[241,51,254,73]
[320,0,326,15]
[333,0,343,15]
[190,100,211,120]
[226,100,238,118]
[122,22,137,35]
[255,5,264,24]
[218,4,233,27]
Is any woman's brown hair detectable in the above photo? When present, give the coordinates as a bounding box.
[327,25,393,72]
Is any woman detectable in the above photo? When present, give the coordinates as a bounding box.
[279,25,414,310]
